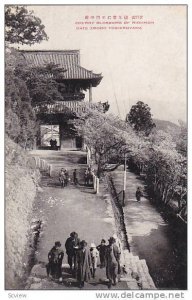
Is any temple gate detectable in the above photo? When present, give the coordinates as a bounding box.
[21,50,103,150]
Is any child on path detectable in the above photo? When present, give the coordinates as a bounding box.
[90,243,99,278]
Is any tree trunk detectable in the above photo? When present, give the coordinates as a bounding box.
[164,187,172,204]
[162,186,167,203]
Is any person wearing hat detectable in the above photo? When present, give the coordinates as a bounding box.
[90,243,99,278]
[97,239,107,268]
[76,240,92,288]
[65,232,80,274]
[47,241,64,282]
[105,237,121,288]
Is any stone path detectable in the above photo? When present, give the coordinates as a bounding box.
[110,166,172,289]
[27,150,129,290]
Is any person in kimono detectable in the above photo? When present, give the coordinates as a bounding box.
[73,169,78,185]
[112,234,122,275]
[65,232,80,274]
[136,187,142,202]
[105,237,121,288]
[90,243,99,278]
[59,168,65,188]
[97,239,107,268]
[76,240,92,288]
[47,241,64,282]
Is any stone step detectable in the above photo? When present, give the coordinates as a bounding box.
[120,277,140,290]
[29,150,88,169]
[50,165,87,171]
[123,250,156,289]
[30,150,89,179]
[30,149,86,157]
[50,166,87,176]
[135,260,146,281]
[140,260,156,289]
[134,260,155,289]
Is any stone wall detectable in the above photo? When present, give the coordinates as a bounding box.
[5,137,40,289]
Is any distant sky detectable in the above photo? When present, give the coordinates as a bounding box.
[20,5,187,124]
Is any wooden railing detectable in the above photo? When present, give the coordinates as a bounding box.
[34,101,100,114]
[62,93,85,101]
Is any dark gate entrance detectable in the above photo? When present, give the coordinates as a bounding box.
[40,125,60,149]
[75,136,83,149]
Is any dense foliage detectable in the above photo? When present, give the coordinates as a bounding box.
[126,101,156,136]
[15,60,67,105]
[5,6,57,147]
[5,48,37,148]
[75,106,187,222]
[5,5,48,45]
[74,109,130,177]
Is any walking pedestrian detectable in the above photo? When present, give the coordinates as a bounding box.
[97,239,107,268]
[50,139,54,149]
[136,187,142,202]
[105,237,121,288]
[112,234,121,275]
[65,232,80,274]
[73,169,78,185]
[47,241,64,282]
[64,169,69,186]
[53,139,57,150]
[112,234,121,252]
[76,240,92,288]
[84,169,89,186]
[88,170,94,186]
[59,168,65,188]
[90,243,99,278]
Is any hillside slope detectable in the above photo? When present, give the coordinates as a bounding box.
[153,118,180,132]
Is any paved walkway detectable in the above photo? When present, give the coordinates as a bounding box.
[111,167,166,248]
[30,171,127,290]
[110,167,187,289]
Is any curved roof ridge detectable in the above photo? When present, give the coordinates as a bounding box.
[20,49,80,53]
[21,49,103,84]
[75,64,102,77]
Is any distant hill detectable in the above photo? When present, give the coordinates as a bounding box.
[153,119,180,132]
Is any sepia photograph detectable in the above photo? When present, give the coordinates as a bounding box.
[4,3,187,294]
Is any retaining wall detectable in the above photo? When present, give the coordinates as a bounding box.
[5,138,40,289]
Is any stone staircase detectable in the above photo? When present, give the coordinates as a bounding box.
[28,150,156,289]
[29,149,88,183]
[107,170,157,290]
[123,251,156,289]
[101,179,156,290]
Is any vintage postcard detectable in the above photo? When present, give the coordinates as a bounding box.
[3,3,188,299]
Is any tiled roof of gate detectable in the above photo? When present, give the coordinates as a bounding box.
[21,50,102,82]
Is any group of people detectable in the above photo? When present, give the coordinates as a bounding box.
[46,232,121,288]
[59,166,95,188]
[59,168,78,188]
